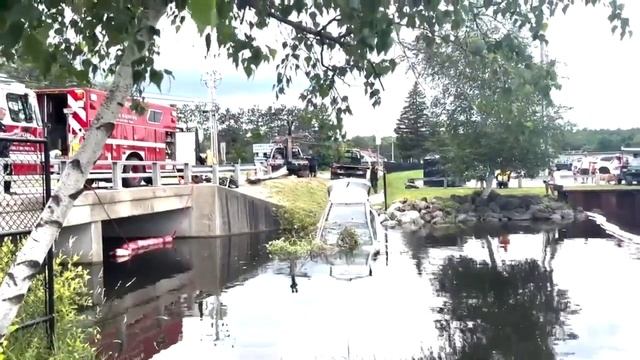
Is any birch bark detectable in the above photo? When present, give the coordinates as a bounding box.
[0,2,167,339]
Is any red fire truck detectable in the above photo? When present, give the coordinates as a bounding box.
[0,77,45,180]
[36,87,178,187]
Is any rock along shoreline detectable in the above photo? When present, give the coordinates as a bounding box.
[379,191,587,232]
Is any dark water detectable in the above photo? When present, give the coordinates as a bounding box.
[92,220,640,360]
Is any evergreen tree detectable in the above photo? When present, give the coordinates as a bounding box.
[394,82,433,161]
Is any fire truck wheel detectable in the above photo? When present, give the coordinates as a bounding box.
[122,156,145,188]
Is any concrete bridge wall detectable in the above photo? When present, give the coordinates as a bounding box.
[56,185,279,264]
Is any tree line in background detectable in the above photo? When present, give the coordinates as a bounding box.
[562,128,640,152]
[176,103,345,167]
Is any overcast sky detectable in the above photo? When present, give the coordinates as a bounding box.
[149,2,639,137]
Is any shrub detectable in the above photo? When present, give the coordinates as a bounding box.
[0,237,97,359]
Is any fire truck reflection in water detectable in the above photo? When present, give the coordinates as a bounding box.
[36,87,178,187]
[0,78,45,194]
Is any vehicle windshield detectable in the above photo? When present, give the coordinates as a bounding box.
[321,203,372,246]
[6,93,39,124]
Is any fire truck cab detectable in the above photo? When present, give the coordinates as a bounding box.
[0,76,44,181]
[36,88,178,187]
[0,77,43,136]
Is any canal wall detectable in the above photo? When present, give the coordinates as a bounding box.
[56,184,280,264]
[562,188,640,231]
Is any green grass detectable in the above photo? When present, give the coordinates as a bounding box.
[265,178,328,215]
[384,170,545,202]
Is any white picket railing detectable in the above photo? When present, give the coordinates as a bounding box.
[49,160,258,190]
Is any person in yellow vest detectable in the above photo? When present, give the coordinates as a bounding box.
[69,134,82,157]
[495,169,511,189]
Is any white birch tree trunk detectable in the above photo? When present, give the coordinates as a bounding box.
[0,2,167,339]
[481,169,494,199]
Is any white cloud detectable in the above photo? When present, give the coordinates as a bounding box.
[545,2,640,129]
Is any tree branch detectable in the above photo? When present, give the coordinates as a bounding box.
[266,10,349,48]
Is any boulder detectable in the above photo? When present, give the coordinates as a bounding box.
[504,210,533,221]
[550,213,563,223]
[547,201,568,211]
[456,214,477,224]
[518,195,543,209]
[450,194,470,205]
[379,214,389,224]
[397,210,422,226]
[382,220,398,229]
[387,202,403,215]
[432,210,445,220]
[401,203,415,212]
[495,196,522,211]
[421,213,432,223]
[559,209,575,220]
[460,202,475,213]
[488,202,501,213]
[416,200,429,211]
[530,205,553,220]
[431,217,446,225]
[482,212,502,222]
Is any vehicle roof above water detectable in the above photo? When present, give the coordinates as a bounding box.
[328,179,371,204]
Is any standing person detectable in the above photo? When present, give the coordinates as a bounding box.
[308,151,318,177]
[0,123,11,196]
[544,168,556,196]
[370,164,379,193]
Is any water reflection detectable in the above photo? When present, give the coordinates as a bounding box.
[92,222,640,359]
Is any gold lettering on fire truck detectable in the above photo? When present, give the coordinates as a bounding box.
[117,113,137,123]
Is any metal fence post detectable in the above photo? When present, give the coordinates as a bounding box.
[234,164,241,185]
[151,162,161,186]
[43,142,55,351]
[212,165,219,185]
[183,163,192,184]
[112,161,122,190]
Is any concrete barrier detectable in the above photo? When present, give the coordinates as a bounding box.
[56,184,280,264]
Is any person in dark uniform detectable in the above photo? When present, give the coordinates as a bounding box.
[370,164,379,193]
[0,123,12,195]
[308,151,318,177]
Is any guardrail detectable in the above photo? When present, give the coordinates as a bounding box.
[48,160,258,190]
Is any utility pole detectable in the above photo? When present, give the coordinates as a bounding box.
[201,68,221,164]
[391,137,395,162]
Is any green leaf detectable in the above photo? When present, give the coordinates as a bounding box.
[267,46,277,59]
[149,68,163,91]
[189,0,218,34]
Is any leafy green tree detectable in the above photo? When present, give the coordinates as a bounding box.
[394,82,435,161]
[416,29,569,197]
[298,104,344,167]
[0,0,631,340]
[348,136,376,150]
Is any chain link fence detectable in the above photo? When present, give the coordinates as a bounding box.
[0,136,50,235]
[0,135,54,350]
